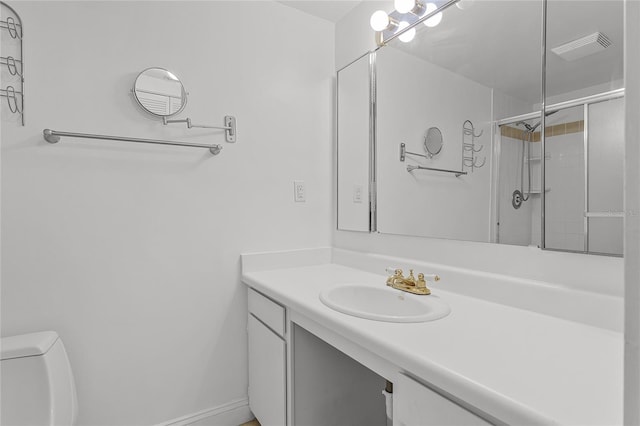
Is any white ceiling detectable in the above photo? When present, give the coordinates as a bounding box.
[279,0,623,104]
[277,1,362,23]
[388,0,623,103]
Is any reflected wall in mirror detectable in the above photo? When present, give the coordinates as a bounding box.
[335,0,623,256]
[376,1,542,242]
[376,42,492,241]
[543,0,624,256]
[133,67,187,117]
[337,53,374,232]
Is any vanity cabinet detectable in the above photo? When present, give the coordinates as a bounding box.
[247,289,286,426]
[393,374,491,426]
[247,286,491,426]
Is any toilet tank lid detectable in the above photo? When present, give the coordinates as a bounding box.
[1,331,59,360]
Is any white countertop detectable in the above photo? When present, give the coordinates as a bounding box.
[242,258,623,426]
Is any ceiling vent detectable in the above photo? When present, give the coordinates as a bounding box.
[551,32,612,61]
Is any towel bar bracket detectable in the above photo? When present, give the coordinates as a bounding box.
[162,115,236,143]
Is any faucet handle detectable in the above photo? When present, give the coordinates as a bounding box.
[385,267,404,277]
[421,273,440,282]
[385,267,404,286]
[416,272,440,293]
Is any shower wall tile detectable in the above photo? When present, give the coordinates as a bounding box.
[545,131,585,251]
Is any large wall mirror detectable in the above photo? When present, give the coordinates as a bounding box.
[543,0,623,255]
[335,0,624,256]
[337,53,374,232]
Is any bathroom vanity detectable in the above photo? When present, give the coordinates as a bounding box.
[242,248,622,426]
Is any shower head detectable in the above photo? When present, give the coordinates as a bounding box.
[515,121,536,132]
[529,121,542,132]
[515,110,559,133]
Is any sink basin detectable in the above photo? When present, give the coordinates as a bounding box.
[319,284,451,323]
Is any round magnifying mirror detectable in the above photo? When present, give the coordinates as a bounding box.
[424,127,443,158]
[133,67,187,117]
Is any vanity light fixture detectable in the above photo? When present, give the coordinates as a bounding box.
[370,10,398,32]
[423,3,443,27]
[394,0,426,15]
[455,0,474,9]
[397,21,416,43]
[370,0,458,46]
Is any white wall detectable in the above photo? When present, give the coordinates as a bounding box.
[1,2,334,425]
[376,47,492,241]
[334,1,391,70]
[624,1,640,423]
[334,1,623,297]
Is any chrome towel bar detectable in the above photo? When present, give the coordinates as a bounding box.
[43,129,223,155]
[406,165,467,177]
[400,142,467,177]
[584,211,624,218]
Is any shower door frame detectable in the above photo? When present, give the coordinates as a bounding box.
[495,88,625,256]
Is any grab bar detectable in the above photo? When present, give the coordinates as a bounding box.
[43,129,222,155]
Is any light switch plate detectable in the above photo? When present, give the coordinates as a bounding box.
[294,180,306,202]
[353,185,363,203]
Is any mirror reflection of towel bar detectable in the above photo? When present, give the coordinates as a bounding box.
[584,212,624,218]
[406,164,467,177]
[42,129,223,155]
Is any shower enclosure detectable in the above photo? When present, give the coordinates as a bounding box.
[496,89,624,255]
[491,0,623,256]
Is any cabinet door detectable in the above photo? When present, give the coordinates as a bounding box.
[248,315,286,426]
[394,374,491,426]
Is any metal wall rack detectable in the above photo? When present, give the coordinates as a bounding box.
[462,120,485,172]
[0,1,24,125]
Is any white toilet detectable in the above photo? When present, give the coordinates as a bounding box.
[1,331,78,425]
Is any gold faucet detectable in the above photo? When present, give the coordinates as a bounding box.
[386,268,440,295]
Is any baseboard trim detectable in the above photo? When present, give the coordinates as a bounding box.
[158,398,253,426]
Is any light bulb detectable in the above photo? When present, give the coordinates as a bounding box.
[397,21,416,43]
[423,3,442,27]
[456,0,475,10]
[370,10,390,31]
[395,0,416,14]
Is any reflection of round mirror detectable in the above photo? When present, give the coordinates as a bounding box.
[424,127,443,157]
[133,67,187,117]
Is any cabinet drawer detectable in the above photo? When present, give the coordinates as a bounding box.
[394,373,491,426]
[248,288,285,337]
